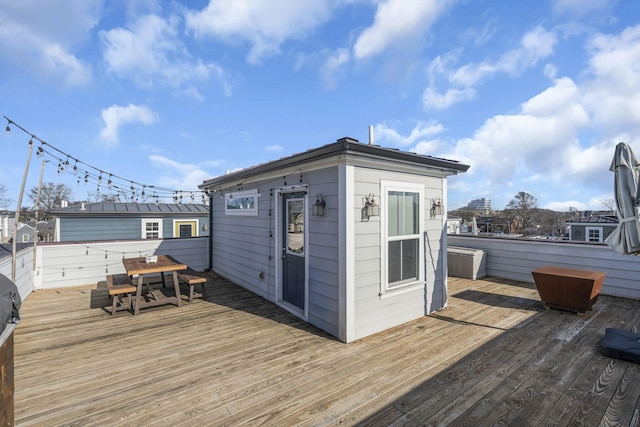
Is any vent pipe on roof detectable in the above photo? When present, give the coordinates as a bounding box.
[369,125,374,145]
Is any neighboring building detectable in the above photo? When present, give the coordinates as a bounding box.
[475,216,511,234]
[49,203,209,242]
[15,221,55,243]
[466,198,491,212]
[566,215,618,243]
[0,213,15,243]
[200,137,469,343]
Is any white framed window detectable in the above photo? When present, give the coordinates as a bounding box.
[173,220,198,238]
[22,234,30,243]
[142,219,163,239]
[586,227,603,243]
[225,189,259,216]
[381,181,424,292]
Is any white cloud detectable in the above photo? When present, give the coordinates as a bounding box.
[423,86,476,110]
[185,0,333,64]
[582,25,640,135]
[320,48,350,90]
[353,0,451,60]
[0,1,98,85]
[451,26,557,86]
[552,0,614,18]
[149,154,214,191]
[100,104,158,147]
[441,21,640,208]
[424,26,558,110]
[374,120,445,147]
[544,200,586,211]
[102,14,227,96]
[266,144,283,153]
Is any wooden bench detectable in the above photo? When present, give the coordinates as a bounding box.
[106,274,137,316]
[177,268,207,302]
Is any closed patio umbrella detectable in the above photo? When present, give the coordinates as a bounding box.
[605,142,640,255]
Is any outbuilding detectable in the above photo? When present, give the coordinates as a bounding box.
[200,137,469,342]
[50,202,209,242]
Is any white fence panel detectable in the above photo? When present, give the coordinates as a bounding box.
[448,236,640,300]
[0,247,34,301]
[36,238,209,290]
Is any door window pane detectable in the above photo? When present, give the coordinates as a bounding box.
[287,199,304,254]
[179,224,192,237]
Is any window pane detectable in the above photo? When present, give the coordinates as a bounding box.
[145,222,159,239]
[388,238,418,286]
[388,241,401,283]
[388,191,418,237]
[401,239,418,281]
[388,191,400,237]
[402,192,419,235]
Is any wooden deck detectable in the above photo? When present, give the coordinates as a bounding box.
[13,273,640,426]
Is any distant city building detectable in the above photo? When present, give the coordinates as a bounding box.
[466,198,491,212]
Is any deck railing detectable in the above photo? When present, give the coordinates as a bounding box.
[447,234,640,300]
[1,237,209,301]
[3,235,640,303]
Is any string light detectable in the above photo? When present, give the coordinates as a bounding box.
[3,115,208,204]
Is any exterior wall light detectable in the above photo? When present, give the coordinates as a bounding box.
[312,194,326,216]
[364,193,380,218]
[431,198,444,218]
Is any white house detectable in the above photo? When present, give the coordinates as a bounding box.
[199,137,469,342]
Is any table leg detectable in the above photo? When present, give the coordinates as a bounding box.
[134,274,143,315]
[173,271,182,307]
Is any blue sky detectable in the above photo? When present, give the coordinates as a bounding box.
[1,0,640,211]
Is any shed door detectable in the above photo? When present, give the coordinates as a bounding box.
[281,192,306,310]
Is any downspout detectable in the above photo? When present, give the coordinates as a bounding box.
[206,192,213,271]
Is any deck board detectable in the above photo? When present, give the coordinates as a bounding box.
[12,274,640,426]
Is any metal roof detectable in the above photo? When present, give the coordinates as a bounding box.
[565,215,618,224]
[199,137,470,189]
[49,203,209,216]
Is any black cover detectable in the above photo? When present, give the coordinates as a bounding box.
[0,273,21,334]
[600,328,640,364]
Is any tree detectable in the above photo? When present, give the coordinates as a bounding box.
[28,182,73,212]
[0,184,11,209]
[505,191,538,235]
[600,198,617,214]
[85,191,123,203]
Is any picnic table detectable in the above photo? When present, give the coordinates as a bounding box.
[122,255,187,315]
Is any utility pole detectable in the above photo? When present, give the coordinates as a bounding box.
[12,138,34,282]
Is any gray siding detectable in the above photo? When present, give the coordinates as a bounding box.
[210,167,341,338]
[352,168,447,340]
[448,235,640,300]
[569,223,617,242]
[59,216,208,241]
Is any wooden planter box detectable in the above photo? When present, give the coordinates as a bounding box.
[531,266,605,314]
